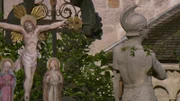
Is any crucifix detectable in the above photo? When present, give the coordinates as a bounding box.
[0,0,60,56]
[0,1,67,101]
[0,0,102,101]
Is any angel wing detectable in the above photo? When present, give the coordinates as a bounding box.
[31,4,47,20]
[11,31,48,43]
[11,31,23,43]
[39,32,48,41]
[13,5,27,19]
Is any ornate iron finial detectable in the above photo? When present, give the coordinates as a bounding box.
[120,4,147,36]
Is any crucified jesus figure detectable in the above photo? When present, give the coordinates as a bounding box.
[0,15,66,101]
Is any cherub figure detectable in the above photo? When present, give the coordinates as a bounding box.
[43,58,63,101]
[0,59,16,101]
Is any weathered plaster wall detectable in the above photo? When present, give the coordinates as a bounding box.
[90,0,122,54]
[3,0,22,18]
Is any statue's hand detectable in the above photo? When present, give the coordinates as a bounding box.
[6,81,12,86]
[59,80,63,84]
[46,75,50,83]
[38,52,41,59]
[61,20,68,28]
[18,49,23,55]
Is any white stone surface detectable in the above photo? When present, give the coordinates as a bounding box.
[4,0,23,18]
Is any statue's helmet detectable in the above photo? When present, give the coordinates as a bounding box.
[120,4,147,36]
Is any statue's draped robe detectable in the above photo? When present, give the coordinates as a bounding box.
[43,70,63,101]
[0,71,16,101]
[14,49,39,71]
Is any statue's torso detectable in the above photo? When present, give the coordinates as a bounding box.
[114,43,153,86]
[23,31,39,53]
[114,42,158,101]
[49,71,60,85]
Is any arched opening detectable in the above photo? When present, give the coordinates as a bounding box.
[154,86,169,101]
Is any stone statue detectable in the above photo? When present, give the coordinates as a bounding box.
[113,4,167,101]
[0,15,66,101]
[0,59,16,101]
[43,58,63,101]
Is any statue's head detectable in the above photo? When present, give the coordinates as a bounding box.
[47,58,60,70]
[0,59,13,73]
[21,15,37,32]
[120,4,148,38]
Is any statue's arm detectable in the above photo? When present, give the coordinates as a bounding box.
[59,74,63,84]
[113,49,122,101]
[7,75,15,86]
[37,20,67,32]
[0,77,3,87]
[152,53,167,80]
[0,22,23,32]
[57,72,63,84]
[44,73,50,83]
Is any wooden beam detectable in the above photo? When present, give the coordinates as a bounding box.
[0,0,3,19]
[23,0,35,14]
[0,19,62,25]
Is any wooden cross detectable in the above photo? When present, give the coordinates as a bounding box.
[0,0,61,57]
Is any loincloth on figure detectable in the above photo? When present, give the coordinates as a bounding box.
[14,49,40,71]
[122,82,157,101]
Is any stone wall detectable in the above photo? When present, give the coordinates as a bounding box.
[90,0,180,54]
[89,0,122,54]
[3,0,180,54]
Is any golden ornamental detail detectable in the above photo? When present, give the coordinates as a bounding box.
[12,4,48,43]
[68,15,82,31]
[31,5,47,20]
[13,5,26,19]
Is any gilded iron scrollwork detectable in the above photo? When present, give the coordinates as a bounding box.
[40,0,81,19]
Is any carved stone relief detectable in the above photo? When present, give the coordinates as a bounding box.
[153,64,180,101]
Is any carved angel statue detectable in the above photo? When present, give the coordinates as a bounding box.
[0,5,67,101]
[43,58,63,101]
[0,59,16,101]
[113,4,167,101]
